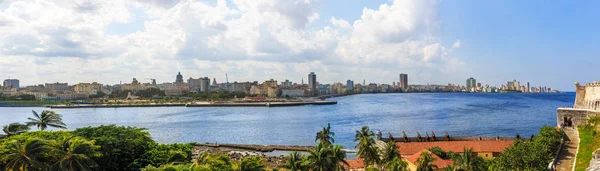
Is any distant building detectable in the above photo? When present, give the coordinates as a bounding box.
[507,80,520,91]
[45,82,69,91]
[263,79,277,94]
[368,83,378,93]
[526,82,530,93]
[121,78,152,92]
[249,85,263,95]
[175,72,184,84]
[188,78,202,92]
[308,72,317,96]
[399,73,408,91]
[74,82,103,95]
[466,77,477,92]
[25,84,45,91]
[346,80,354,92]
[267,87,278,98]
[281,89,305,97]
[281,79,293,88]
[200,77,211,92]
[3,79,19,90]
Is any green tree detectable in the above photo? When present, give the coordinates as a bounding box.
[306,142,347,171]
[452,148,486,171]
[1,139,54,171]
[416,152,437,171]
[355,126,379,167]
[315,123,335,146]
[384,157,408,171]
[26,110,67,131]
[2,122,30,136]
[284,151,307,171]
[50,137,102,171]
[380,141,401,164]
[132,143,195,168]
[489,126,563,170]
[72,125,155,171]
[238,156,266,171]
[191,153,234,171]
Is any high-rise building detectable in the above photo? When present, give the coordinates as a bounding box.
[175,72,184,84]
[526,82,530,93]
[3,79,19,90]
[200,77,211,92]
[399,73,408,91]
[212,78,217,86]
[466,77,477,91]
[507,80,520,91]
[308,72,317,96]
[347,80,354,92]
[263,79,278,94]
[188,78,202,92]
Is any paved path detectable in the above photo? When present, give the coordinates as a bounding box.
[556,127,579,171]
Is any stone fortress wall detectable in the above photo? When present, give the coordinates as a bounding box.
[557,82,600,127]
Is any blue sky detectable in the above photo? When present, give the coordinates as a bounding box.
[0,0,598,91]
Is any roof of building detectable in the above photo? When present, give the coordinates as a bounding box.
[405,150,453,169]
[396,140,514,156]
[344,159,365,170]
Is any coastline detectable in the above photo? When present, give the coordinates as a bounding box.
[45,100,337,109]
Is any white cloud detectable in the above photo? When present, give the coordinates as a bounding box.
[452,40,461,48]
[0,0,463,86]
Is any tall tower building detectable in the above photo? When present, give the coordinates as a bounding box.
[3,79,19,90]
[466,77,477,91]
[308,72,317,96]
[399,73,408,91]
[175,72,184,84]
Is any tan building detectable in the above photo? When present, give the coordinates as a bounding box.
[74,82,103,95]
[250,85,264,95]
[263,79,278,93]
[165,83,190,96]
[121,78,153,92]
[267,87,278,98]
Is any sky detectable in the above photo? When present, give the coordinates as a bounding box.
[0,0,598,91]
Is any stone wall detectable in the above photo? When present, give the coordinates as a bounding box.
[556,108,600,127]
[574,82,600,110]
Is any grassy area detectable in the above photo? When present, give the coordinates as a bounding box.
[575,117,600,171]
[0,100,66,105]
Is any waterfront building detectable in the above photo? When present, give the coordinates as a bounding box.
[249,85,263,95]
[267,87,278,98]
[22,91,49,100]
[45,82,69,91]
[507,80,520,91]
[526,82,530,93]
[25,84,45,91]
[263,79,277,94]
[188,78,202,92]
[200,77,211,92]
[367,83,378,93]
[0,87,18,96]
[281,79,293,88]
[165,83,189,96]
[121,78,153,92]
[73,82,103,95]
[335,82,345,94]
[175,72,184,84]
[281,89,305,97]
[308,72,317,96]
[353,84,362,93]
[399,73,408,91]
[3,79,19,90]
[380,84,390,93]
[466,77,476,92]
[346,80,354,92]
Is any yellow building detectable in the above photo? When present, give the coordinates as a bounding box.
[73,82,103,95]
[263,79,278,93]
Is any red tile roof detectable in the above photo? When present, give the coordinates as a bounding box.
[344,159,365,169]
[396,140,514,156]
[405,150,453,169]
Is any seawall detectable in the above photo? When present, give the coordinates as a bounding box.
[46,101,337,109]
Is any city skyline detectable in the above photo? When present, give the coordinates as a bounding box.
[1,0,599,91]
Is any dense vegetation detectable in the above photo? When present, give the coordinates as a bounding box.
[575,117,600,171]
[489,126,564,170]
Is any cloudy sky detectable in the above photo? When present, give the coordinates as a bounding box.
[0,0,598,91]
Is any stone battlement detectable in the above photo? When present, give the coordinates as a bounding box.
[574,82,600,110]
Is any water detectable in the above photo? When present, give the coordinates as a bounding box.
[0,93,574,151]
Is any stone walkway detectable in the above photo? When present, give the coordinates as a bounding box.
[556,127,579,171]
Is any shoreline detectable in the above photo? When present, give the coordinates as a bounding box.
[45,100,337,109]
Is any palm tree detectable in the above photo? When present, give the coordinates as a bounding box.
[285,151,306,171]
[416,152,438,171]
[1,139,54,171]
[315,123,335,145]
[166,150,188,165]
[355,126,379,166]
[385,157,408,171]
[50,137,102,171]
[307,142,336,171]
[26,110,67,131]
[2,122,30,136]
[381,141,401,164]
[452,148,486,171]
[331,144,349,169]
[238,156,266,171]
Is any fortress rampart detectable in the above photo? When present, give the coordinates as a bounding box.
[557,82,600,127]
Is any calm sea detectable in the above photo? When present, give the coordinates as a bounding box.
[0,93,575,150]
